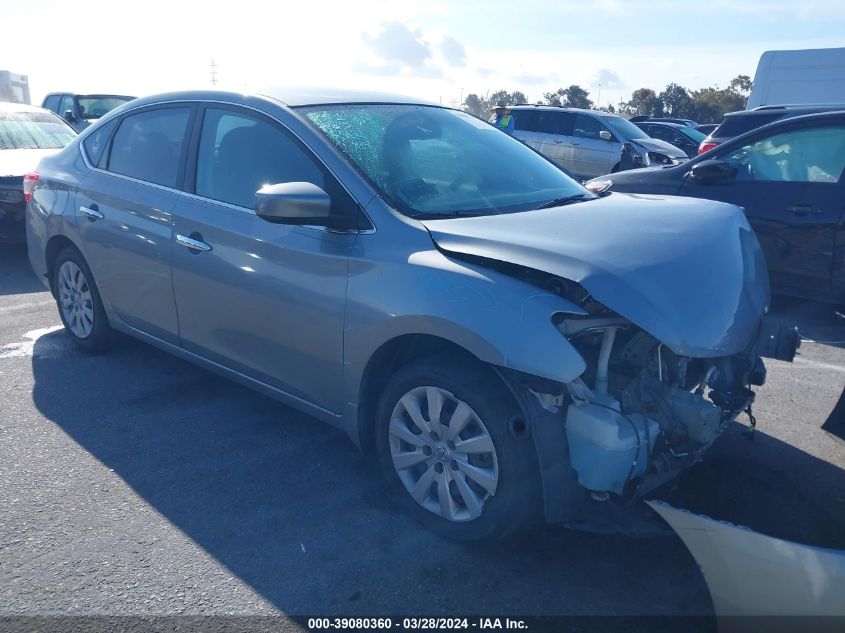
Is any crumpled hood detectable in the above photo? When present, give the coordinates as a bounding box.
[631,137,688,159]
[422,193,769,358]
[0,148,61,177]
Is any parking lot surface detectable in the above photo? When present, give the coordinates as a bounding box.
[1,243,844,622]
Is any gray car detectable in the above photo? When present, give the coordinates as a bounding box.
[26,89,795,540]
[510,105,689,179]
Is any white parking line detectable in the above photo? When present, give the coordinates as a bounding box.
[0,325,64,360]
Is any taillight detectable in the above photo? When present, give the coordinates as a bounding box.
[23,172,39,202]
[698,141,719,154]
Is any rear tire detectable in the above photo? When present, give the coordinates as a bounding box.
[375,356,540,540]
[53,246,111,354]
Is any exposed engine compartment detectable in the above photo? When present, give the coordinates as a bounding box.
[445,253,798,502]
[560,315,762,497]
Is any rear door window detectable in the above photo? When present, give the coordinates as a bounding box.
[82,118,118,168]
[543,112,573,135]
[107,107,192,188]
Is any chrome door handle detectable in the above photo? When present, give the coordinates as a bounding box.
[80,205,104,220]
[176,234,212,252]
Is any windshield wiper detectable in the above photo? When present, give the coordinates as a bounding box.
[534,193,593,210]
[409,211,481,220]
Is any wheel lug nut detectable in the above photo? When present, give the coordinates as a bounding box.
[450,460,459,471]
[423,445,432,456]
[434,462,444,473]
[430,432,439,441]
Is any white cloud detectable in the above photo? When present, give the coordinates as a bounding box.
[440,35,467,67]
[591,69,623,90]
[363,21,432,68]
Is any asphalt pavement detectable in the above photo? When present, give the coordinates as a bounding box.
[1,242,843,625]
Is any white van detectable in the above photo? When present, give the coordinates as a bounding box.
[747,47,845,109]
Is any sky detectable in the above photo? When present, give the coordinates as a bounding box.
[3,0,845,109]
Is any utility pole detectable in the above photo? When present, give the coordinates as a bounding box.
[210,59,218,86]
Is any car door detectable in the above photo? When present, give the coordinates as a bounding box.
[537,111,574,169]
[680,119,845,299]
[170,105,359,413]
[76,104,194,344]
[650,125,697,158]
[568,113,619,178]
[510,110,535,145]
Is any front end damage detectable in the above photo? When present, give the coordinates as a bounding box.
[556,307,795,502]
[422,195,800,528]
[490,269,798,530]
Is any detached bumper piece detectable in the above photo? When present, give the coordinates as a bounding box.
[756,315,800,362]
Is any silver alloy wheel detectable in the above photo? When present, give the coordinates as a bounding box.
[57,261,95,339]
[388,386,499,522]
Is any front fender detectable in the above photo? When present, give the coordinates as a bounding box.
[343,245,588,410]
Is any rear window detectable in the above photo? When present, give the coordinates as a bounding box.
[0,111,76,150]
[76,96,134,120]
[713,113,784,138]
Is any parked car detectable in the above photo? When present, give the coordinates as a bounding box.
[510,105,688,179]
[41,93,135,132]
[0,102,75,242]
[698,104,845,154]
[588,110,845,304]
[27,89,795,540]
[634,121,707,158]
[694,123,719,135]
[630,115,700,128]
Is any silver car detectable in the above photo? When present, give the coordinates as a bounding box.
[26,89,794,540]
[510,105,689,179]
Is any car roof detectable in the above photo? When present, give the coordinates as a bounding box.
[509,105,618,117]
[724,104,845,119]
[120,88,438,110]
[709,109,845,147]
[636,121,686,129]
[0,101,53,114]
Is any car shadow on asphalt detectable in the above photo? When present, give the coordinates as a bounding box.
[30,331,717,622]
[0,244,44,296]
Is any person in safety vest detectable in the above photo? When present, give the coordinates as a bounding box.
[488,101,514,135]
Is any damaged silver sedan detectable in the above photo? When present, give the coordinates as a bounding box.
[26,89,799,540]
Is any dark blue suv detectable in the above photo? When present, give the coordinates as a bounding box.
[591,111,845,303]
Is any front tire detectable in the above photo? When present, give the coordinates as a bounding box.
[375,357,540,540]
[53,246,111,354]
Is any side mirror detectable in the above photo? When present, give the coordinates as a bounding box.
[63,109,77,123]
[599,130,613,141]
[688,159,737,185]
[255,182,334,225]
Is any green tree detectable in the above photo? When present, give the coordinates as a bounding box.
[659,83,694,117]
[463,90,527,118]
[729,74,753,97]
[621,88,663,117]
[463,93,487,118]
[544,85,593,109]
